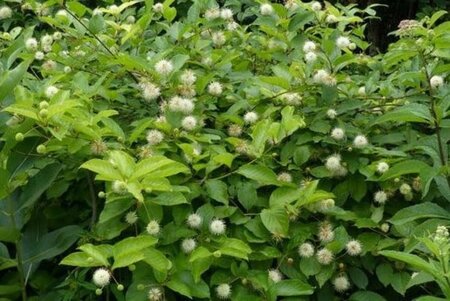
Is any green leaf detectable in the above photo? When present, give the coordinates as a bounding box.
[80,159,123,181]
[371,104,432,125]
[89,14,105,33]
[78,244,111,267]
[350,291,387,301]
[269,187,301,207]
[142,248,171,272]
[391,271,410,295]
[378,160,432,181]
[251,119,271,157]
[218,238,252,260]
[60,252,106,267]
[378,250,440,279]
[151,192,188,206]
[376,263,394,287]
[237,165,280,186]
[389,203,450,225]
[96,196,134,240]
[112,236,158,269]
[0,59,32,101]
[166,271,210,299]
[260,208,289,237]
[131,156,189,181]
[269,279,314,297]
[205,179,228,205]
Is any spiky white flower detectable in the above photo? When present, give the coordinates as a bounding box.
[260,3,274,16]
[305,52,317,63]
[376,162,389,174]
[0,6,12,19]
[212,31,226,46]
[146,129,164,145]
[25,38,38,51]
[187,213,202,228]
[311,1,322,11]
[268,269,283,283]
[227,21,239,31]
[205,8,220,20]
[153,3,164,13]
[281,92,302,105]
[346,240,362,256]
[314,69,329,83]
[210,219,226,235]
[331,128,345,140]
[125,211,138,224]
[244,111,258,124]
[168,96,195,114]
[277,172,292,183]
[181,238,197,253]
[430,75,444,89]
[353,135,368,148]
[303,41,316,53]
[180,70,197,85]
[298,242,315,258]
[285,0,299,10]
[326,14,338,23]
[93,268,110,287]
[358,86,366,96]
[333,275,350,292]
[45,86,59,98]
[318,222,335,243]
[228,124,242,137]
[41,34,53,46]
[208,81,223,96]
[374,190,388,204]
[139,82,161,101]
[216,283,232,299]
[317,199,335,212]
[316,248,334,265]
[181,116,197,131]
[381,223,390,233]
[148,287,163,301]
[220,8,233,20]
[399,183,412,195]
[325,154,342,171]
[55,9,68,19]
[336,36,351,49]
[146,220,160,235]
[155,59,173,75]
[35,51,45,60]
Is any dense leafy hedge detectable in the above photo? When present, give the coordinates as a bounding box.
[1,1,450,300]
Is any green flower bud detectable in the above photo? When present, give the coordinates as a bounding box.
[95,288,103,295]
[15,133,24,142]
[36,144,47,154]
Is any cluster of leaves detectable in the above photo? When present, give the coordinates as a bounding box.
[0,0,449,300]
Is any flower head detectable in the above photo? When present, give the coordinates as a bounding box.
[210,219,226,235]
[139,82,160,101]
[205,8,220,20]
[125,211,138,224]
[277,172,292,183]
[336,36,351,49]
[376,162,389,174]
[280,92,302,105]
[399,183,412,195]
[430,75,444,89]
[374,190,388,204]
[318,222,335,243]
[303,41,316,53]
[228,124,242,137]
[153,3,164,13]
[0,6,12,19]
[220,8,233,20]
[216,283,232,299]
[326,14,338,24]
[333,275,350,292]
[316,248,334,265]
[311,1,322,11]
[148,287,163,301]
[146,220,160,235]
[331,128,345,140]
[208,81,223,96]
[298,242,315,258]
[180,70,197,85]
[35,51,45,60]
[212,31,226,46]
[181,238,197,253]
[353,134,368,148]
[112,180,127,194]
[146,129,164,145]
[45,86,59,98]
[25,38,38,51]
[244,111,258,124]
[155,59,173,75]
[325,154,342,171]
[168,96,195,114]
[268,269,283,282]
[305,52,317,63]
[181,116,197,131]
[260,4,274,16]
[187,213,202,228]
[346,240,362,256]
[93,268,111,287]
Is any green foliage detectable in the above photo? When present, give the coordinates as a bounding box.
[0,0,449,300]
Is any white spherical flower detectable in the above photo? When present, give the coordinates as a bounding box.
[210,219,226,235]
[346,240,362,256]
[430,75,444,89]
[168,96,195,114]
[260,4,274,16]
[0,6,12,19]
[181,116,197,131]
[381,223,390,233]
[153,3,164,13]
[277,172,292,183]
[139,82,161,101]
[298,242,315,258]
[146,129,164,145]
[227,21,239,31]
[146,220,160,235]
[41,34,53,46]
[180,70,197,85]
[93,268,111,287]
[204,8,220,20]
[45,86,59,98]
[331,128,345,140]
[336,36,351,49]
[42,44,52,53]
[374,190,388,204]
[244,111,258,124]
[314,69,329,84]
[125,211,138,224]
[220,8,233,20]
[326,14,338,24]
[148,287,163,301]
[376,162,389,174]
[318,222,335,243]
[317,199,335,212]
[325,154,342,171]
[181,238,197,253]
[280,92,302,105]
[155,59,173,75]
[25,38,38,51]
[316,248,334,265]
[311,1,322,11]
[55,10,68,19]
[353,135,368,148]
[268,269,283,283]
[399,183,412,195]
[333,275,350,292]
[64,66,72,73]
[358,86,366,96]
[285,0,299,10]
[208,81,223,96]
[187,213,202,228]
[305,52,317,63]
[212,31,226,46]
[35,51,45,60]
[303,41,316,53]
[216,283,232,299]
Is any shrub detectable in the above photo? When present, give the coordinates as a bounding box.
[0,1,449,300]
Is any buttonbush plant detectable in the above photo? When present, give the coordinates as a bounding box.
[0,1,450,300]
